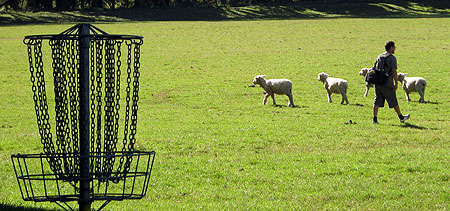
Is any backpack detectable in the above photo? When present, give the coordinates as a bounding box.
[365,55,392,85]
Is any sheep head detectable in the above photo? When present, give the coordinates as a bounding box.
[359,68,370,77]
[318,72,328,82]
[397,73,408,82]
[253,75,266,85]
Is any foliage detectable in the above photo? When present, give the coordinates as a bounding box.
[2,1,450,24]
[1,13,450,210]
[0,0,441,11]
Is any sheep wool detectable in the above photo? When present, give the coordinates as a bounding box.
[359,67,374,97]
[252,75,295,107]
[397,73,427,103]
[318,72,349,104]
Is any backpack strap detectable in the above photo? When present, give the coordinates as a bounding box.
[374,54,392,70]
[372,54,393,74]
[382,54,393,75]
[372,60,377,69]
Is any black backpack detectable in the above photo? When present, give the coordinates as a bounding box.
[365,55,392,85]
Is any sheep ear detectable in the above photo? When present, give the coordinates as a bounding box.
[262,75,266,78]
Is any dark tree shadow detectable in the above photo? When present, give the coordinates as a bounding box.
[2,0,450,25]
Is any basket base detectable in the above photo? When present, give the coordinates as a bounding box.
[11,151,155,203]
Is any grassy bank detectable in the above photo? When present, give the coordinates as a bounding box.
[1,17,450,210]
[1,1,450,24]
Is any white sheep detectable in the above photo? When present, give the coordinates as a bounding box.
[317,72,349,104]
[359,67,373,97]
[397,73,427,103]
[252,75,295,107]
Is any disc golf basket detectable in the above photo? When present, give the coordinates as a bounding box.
[11,24,155,211]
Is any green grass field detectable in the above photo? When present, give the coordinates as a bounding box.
[1,6,450,210]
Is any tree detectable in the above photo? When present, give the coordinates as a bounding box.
[38,0,53,10]
[91,0,104,8]
[134,0,146,7]
[1,0,20,10]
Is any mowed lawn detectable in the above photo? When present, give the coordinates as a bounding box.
[1,18,450,210]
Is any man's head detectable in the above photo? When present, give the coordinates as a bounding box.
[385,41,396,54]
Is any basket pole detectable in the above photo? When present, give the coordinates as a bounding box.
[78,24,92,211]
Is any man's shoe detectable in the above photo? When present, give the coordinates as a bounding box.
[400,114,410,123]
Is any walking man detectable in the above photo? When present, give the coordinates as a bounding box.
[373,41,410,124]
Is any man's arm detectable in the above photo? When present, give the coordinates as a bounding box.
[392,67,398,92]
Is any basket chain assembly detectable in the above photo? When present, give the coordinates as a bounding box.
[15,24,153,211]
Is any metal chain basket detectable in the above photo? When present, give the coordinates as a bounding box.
[11,24,155,211]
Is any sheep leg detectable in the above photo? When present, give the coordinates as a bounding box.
[263,93,270,105]
[337,86,349,105]
[417,85,425,103]
[341,93,349,105]
[286,91,295,107]
[270,93,276,106]
[364,86,369,97]
[327,90,332,103]
[403,86,411,102]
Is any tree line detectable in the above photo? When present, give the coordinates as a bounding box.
[1,0,384,11]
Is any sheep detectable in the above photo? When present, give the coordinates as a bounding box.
[252,75,295,107]
[359,67,373,97]
[397,73,427,103]
[317,72,349,104]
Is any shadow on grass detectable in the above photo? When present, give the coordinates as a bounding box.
[351,103,365,107]
[422,100,440,104]
[273,104,307,108]
[403,100,440,104]
[1,0,450,25]
[395,122,436,130]
[0,203,58,211]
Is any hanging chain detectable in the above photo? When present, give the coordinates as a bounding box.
[35,40,55,160]
[25,35,143,184]
[37,40,64,176]
[50,39,63,157]
[94,39,104,178]
[129,39,142,152]
[116,40,133,177]
[122,41,133,152]
[26,40,53,155]
[122,39,143,174]
[27,40,47,154]
[68,39,80,177]
[114,41,122,154]
[26,39,64,177]
[72,38,81,177]
[101,39,116,178]
[51,39,70,176]
[110,41,123,180]
[65,39,75,176]
[89,38,97,175]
